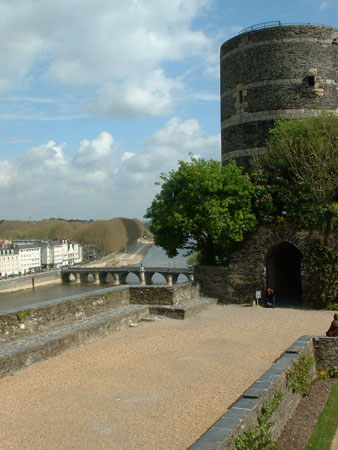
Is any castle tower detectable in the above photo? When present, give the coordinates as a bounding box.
[220,23,338,167]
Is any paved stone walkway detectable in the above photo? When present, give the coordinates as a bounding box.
[0,304,334,450]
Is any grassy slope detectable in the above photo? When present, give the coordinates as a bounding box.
[305,383,338,450]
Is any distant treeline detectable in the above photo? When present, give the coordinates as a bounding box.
[0,218,144,256]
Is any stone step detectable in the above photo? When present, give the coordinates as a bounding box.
[0,304,149,379]
[148,297,218,320]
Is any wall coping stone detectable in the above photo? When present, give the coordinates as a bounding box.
[0,285,129,316]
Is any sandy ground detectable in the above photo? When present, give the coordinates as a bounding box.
[0,304,335,450]
[332,432,338,450]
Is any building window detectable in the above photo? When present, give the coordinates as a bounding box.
[239,90,243,103]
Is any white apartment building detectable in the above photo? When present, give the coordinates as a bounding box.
[40,241,63,268]
[16,242,41,274]
[40,239,83,268]
[68,241,83,265]
[0,240,41,275]
[0,239,83,274]
[0,242,20,277]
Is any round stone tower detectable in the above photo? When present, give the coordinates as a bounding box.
[220,23,338,167]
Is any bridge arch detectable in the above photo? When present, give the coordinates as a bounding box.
[266,241,302,306]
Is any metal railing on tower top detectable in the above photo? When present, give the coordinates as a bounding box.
[238,21,328,34]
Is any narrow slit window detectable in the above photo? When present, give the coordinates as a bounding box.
[239,90,243,103]
[307,75,315,87]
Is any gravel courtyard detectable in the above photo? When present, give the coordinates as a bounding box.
[0,304,334,450]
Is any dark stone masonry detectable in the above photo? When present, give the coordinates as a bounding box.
[195,225,337,307]
[313,336,338,371]
[220,24,338,166]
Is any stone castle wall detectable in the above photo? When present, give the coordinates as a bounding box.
[220,24,338,166]
[195,225,337,307]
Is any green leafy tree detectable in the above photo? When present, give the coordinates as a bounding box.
[303,244,338,309]
[251,113,338,232]
[145,158,257,265]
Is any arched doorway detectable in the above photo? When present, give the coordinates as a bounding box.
[266,242,302,306]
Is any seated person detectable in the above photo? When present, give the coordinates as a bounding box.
[326,313,338,337]
[265,288,276,308]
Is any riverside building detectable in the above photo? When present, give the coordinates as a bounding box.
[0,239,83,276]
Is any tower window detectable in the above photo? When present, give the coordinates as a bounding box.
[239,90,243,103]
[307,75,315,87]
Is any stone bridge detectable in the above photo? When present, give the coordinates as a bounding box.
[61,266,194,286]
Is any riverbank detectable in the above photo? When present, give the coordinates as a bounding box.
[88,238,153,268]
[0,239,153,294]
[0,270,61,295]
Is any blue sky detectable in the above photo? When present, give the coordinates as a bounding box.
[1,0,337,221]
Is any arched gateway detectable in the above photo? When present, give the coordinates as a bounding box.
[266,242,302,306]
[194,226,321,307]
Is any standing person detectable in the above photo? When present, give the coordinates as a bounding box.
[326,313,338,337]
[265,288,276,308]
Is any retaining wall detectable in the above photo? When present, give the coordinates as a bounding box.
[313,336,338,371]
[0,287,130,343]
[0,282,198,343]
[129,282,200,305]
[189,336,337,449]
[0,270,61,293]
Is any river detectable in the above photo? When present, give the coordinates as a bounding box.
[0,246,188,314]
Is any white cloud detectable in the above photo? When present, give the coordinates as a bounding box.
[0,0,214,118]
[0,160,15,188]
[0,117,220,219]
[74,132,117,167]
[319,0,336,9]
[121,117,220,184]
[86,70,184,118]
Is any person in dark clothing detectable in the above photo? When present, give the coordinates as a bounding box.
[326,313,338,337]
[265,288,276,308]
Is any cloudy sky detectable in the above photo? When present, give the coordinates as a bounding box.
[1,0,337,221]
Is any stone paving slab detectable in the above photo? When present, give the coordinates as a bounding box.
[0,304,149,378]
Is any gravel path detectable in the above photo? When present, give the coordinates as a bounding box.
[0,304,334,450]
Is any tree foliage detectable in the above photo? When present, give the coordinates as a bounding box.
[0,218,144,256]
[251,113,338,232]
[145,158,257,265]
[303,244,338,309]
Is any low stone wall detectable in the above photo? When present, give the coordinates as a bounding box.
[189,336,325,449]
[0,282,199,343]
[313,336,338,371]
[0,270,61,293]
[0,305,149,379]
[129,282,200,305]
[0,287,130,343]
